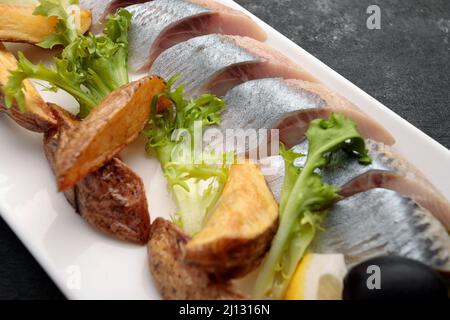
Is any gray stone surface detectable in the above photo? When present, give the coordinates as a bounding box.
[1,0,449,299]
[236,0,450,148]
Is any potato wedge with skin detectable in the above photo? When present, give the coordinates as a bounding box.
[0,3,91,44]
[44,104,150,244]
[0,43,56,132]
[185,162,279,280]
[148,218,245,300]
[55,75,167,191]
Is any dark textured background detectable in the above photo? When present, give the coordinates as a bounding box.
[1,0,449,299]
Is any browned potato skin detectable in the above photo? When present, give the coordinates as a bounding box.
[0,44,56,132]
[0,4,91,44]
[185,162,279,280]
[44,105,151,244]
[148,218,245,300]
[77,158,150,244]
[55,76,167,191]
[44,105,79,208]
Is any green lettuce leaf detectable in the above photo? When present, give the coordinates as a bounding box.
[253,113,372,299]
[144,76,229,236]
[3,8,131,117]
[33,0,79,49]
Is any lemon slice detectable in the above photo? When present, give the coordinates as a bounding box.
[284,253,347,300]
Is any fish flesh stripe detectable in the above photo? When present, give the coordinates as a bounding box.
[267,139,450,230]
[127,0,267,71]
[310,188,450,272]
[221,78,394,150]
[79,0,150,32]
[150,34,318,96]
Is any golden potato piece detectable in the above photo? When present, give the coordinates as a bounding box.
[44,104,150,244]
[148,218,245,300]
[55,76,167,191]
[0,43,56,132]
[185,162,279,280]
[0,3,91,44]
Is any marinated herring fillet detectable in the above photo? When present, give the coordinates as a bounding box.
[148,218,245,300]
[79,0,149,32]
[267,139,450,230]
[150,34,318,97]
[219,78,394,154]
[126,0,267,71]
[310,188,450,272]
[44,105,151,244]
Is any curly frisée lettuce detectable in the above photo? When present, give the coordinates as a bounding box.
[33,0,80,49]
[145,76,230,236]
[3,3,131,117]
[253,113,372,299]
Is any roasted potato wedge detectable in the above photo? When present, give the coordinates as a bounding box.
[148,218,245,300]
[0,43,56,132]
[0,3,91,44]
[185,162,279,280]
[55,76,167,191]
[44,104,150,244]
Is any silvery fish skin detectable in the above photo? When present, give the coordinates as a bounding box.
[264,149,450,270]
[221,78,327,131]
[79,0,150,32]
[150,34,259,96]
[212,78,326,156]
[260,155,286,200]
[79,0,109,27]
[150,35,317,97]
[266,139,450,230]
[127,0,267,71]
[323,139,450,230]
[215,78,393,157]
[223,78,394,145]
[127,0,211,71]
[310,188,450,272]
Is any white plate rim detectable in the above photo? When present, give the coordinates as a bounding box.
[0,0,449,300]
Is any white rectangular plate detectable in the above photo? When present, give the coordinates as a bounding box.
[0,0,449,300]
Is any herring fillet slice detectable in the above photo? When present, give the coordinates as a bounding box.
[275,79,395,147]
[127,0,267,71]
[325,139,450,230]
[221,78,394,149]
[267,139,450,230]
[79,0,150,32]
[310,188,450,272]
[150,34,318,96]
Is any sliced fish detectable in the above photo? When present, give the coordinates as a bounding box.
[127,0,267,71]
[310,188,450,272]
[220,78,394,151]
[79,0,150,32]
[150,34,318,96]
[267,139,450,230]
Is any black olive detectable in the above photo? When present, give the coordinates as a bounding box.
[343,256,448,300]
